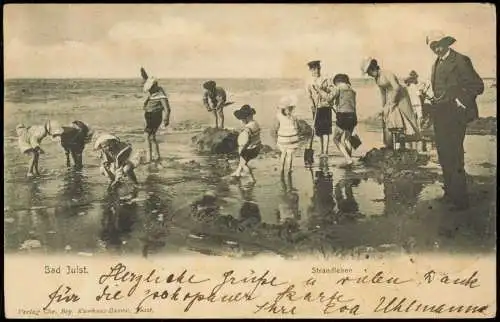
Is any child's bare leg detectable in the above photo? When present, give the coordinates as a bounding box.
[125,166,139,185]
[145,133,153,162]
[245,163,256,183]
[280,151,287,173]
[288,150,294,173]
[326,135,330,155]
[65,151,71,168]
[34,151,41,175]
[213,110,219,128]
[320,136,325,154]
[27,152,36,176]
[152,134,160,161]
[231,157,246,177]
[217,109,224,129]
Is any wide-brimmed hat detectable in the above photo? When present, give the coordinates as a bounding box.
[426,31,456,48]
[233,104,256,120]
[93,133,118,150]
[333,73,351,85]
[143,76,158,93]
[203,80,217,90]
[278,95,298,110]
[361,57,377,74]
[307,60,321,69]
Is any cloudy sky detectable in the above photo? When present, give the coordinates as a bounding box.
[4,3,496,79]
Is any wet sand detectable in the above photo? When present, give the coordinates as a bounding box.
[4,123,496,258]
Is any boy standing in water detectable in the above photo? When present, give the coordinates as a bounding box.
[93,133,145,189]
[141,68,171,163]
[330,74,358,167]
[306,60,334,157]
[230,104,262,183]
[203,80,227,129]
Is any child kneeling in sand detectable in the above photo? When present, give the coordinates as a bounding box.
[93,133,146,188]
[230,105,262,182]
[273,95,300,174]
[16,120,63,177]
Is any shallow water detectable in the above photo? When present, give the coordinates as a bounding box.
[4,78,497,258]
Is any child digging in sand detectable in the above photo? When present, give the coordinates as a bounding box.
[230,104,262,183]
[273,95,300,174]
[93,133,146,189]
[16,120,63,177]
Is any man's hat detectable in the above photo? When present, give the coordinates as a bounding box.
[233,104,256,120]
[203,80,217,89]
[426,31,456,48]
[307,60,321,69]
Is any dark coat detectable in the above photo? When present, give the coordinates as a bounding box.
[431,49,484,122]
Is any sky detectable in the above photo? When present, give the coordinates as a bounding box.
[3,3,497,79]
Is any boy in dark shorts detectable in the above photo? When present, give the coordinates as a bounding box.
[141,68,171,162]
[330,73,358,167]
[230,105,262,183]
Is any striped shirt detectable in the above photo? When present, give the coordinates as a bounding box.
[276,112,299,146]
[306,76,332,109]
[238,120,262,150]
[144,88,168,113]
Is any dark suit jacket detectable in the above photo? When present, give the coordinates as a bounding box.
[431,49,484,122]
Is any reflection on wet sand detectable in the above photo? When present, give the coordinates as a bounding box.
[4,137,496,257]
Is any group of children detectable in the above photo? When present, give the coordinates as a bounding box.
[16,63,365,187]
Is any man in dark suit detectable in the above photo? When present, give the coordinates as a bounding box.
[426,31,485,210]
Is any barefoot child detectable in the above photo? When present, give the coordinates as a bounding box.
[306,60,334,156]
[330,73,358,167]
[16,120,63,177]
[202,80,228,129]
[273,95,300,174]
[93,133,146,188]
[141,68,171,162]
[230,105,262,182]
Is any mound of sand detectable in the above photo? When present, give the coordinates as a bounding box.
[192,127,283,156]
[467,117,497,135]
[360,148,430,171]
[191,127,239,154]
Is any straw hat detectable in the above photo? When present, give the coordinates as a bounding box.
[361,57,377,74]
[93,133,118,150]
[278,95,298,110]
[143,76,158,93]
[426,31,456,48]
